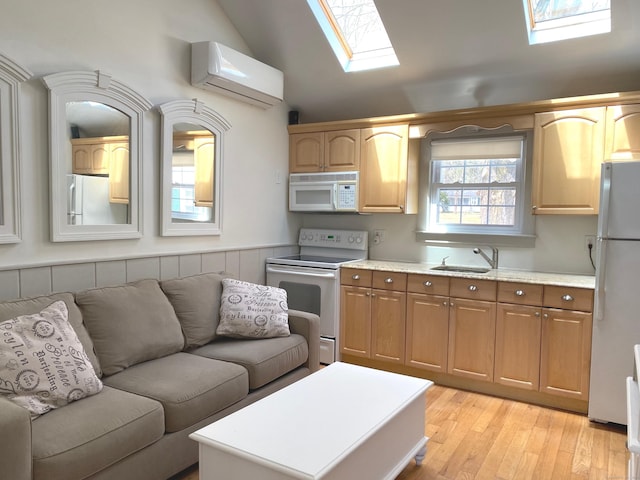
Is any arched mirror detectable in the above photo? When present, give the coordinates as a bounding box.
[0,54,32,243]
[158,99,230,236]
[42,71,152,242]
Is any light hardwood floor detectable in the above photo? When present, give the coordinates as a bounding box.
[172,385,627,480]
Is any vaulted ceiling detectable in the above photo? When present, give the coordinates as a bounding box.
[217,0,640,123]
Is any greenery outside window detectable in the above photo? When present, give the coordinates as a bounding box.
[523,0,611,45]
[417,130,536,247]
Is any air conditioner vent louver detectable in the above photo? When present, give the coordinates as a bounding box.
[191,41,283,109]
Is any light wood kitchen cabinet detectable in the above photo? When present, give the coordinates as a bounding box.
[405,274,451,373]
[193,136,214,207]
[359,124,416,214]
[539,286,593,401]
[532,107,605,215]
[605,104,640,160]
[494,282,543,391]
[108,142,130,204]
[71,135,129,176]
[371,271,406,364]
[289,129,360,173]
[339,269,406,364]
[447,278,497,382]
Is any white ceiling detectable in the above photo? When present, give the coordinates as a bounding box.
[217,0,640,123]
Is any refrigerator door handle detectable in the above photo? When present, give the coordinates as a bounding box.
[597,163,612,238]
[68,178,76,215]
[594,237,607,322]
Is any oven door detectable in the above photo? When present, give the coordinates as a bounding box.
[266,263,340,364]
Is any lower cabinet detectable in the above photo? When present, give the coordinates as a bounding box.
[539,308,592,400]
[340,268,594,409]
[448,298,496,382]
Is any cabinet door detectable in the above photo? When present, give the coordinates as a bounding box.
[72,143,109,175]
[540,308,592,400]
[340,285,371,358]
[532,107,605,215]
[371,289,406,364]
[359,124,409,213]
[406,293,449,372]
[108,143,130,204]
[289,132,324,173]
[325,129,360,171]
[194,136,215,207]
[494,303,541,390]
[605,104,640,160]
[448,298,496,382]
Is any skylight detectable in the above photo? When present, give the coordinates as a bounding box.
[307,0,399,72]
[523,0,611,45]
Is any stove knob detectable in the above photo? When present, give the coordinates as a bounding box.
[355,236,362,243]
[348,236,354,243]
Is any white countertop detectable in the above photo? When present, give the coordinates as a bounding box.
[345,260,596,289]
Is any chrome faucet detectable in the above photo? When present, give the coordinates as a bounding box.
[473,247,499,269]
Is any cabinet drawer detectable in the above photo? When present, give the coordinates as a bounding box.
[450,277,497,301]
[543,285,594,312]
[372,271,407,291]
[340,268,372,287]
[498,282,543,306]
[407,274,450,296]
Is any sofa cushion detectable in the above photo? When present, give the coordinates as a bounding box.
[160,272,228,348]
[31,385,164,480]
[0,292,101,376]
[103,352,248,432]
[217,279,290,339]
[75,279,185,376]
[192,334,308,390]
[0,300,103,417]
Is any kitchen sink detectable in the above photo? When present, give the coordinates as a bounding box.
[430,265,491,274]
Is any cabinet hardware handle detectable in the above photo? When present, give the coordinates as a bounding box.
[352,274,360,280]
[423,281,432,287]
[515,289,525,296]
[468,285,478,292]
[535,311,540,317]
[561,294,574,302]
[543,313,548,319]
[443,301,448,306]
[532,205,537,210]
[365,292,370,296]
[450,301,455,307]
[384,278,393,284]
[371,293,376,297]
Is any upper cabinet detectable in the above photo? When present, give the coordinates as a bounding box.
[605,104,640,160]
[359,124,416,214]
[289,129,360,173]
[532,107,605,215]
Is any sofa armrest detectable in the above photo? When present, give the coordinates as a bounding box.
[287,309,321,373]
[0,396,32,480]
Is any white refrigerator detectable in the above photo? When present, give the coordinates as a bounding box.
[67,174,128,225]
[588,161,640,425]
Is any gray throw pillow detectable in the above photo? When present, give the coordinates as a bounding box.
[217,279,290,339]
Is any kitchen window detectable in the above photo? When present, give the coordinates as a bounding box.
[416,129,535,247]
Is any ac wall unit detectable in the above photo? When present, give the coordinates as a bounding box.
[191,41,284,109]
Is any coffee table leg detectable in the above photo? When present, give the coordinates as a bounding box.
[414,444,427,466]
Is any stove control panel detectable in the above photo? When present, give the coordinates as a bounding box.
[298,228,368,250]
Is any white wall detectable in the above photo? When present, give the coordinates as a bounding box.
[302,213,598,275]
[0,0,300,270]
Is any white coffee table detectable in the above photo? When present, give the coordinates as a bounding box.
[190,362,433,480]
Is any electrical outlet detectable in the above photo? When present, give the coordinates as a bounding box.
[373,229,386,245]
[585,235,596,251]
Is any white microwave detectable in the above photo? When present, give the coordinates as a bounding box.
[289,171,358,212]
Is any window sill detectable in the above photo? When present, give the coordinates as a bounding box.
[416,231,536,248]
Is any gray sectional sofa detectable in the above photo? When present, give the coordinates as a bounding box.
[0,272,320,480]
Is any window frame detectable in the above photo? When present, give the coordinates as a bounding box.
[416,127,536,248]
[522,0,611,45]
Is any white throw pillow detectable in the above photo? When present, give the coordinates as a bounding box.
[217,279,290,338]
[0,300,103,417]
